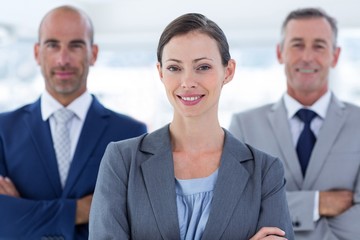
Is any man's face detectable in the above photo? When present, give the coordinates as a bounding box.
[277,18,340,105]
[35,9,98,105]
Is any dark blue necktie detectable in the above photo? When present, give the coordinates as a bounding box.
[296,109,317,176]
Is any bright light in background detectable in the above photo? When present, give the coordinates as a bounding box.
[0,32,360,132]
[1,0,360,132]
[87,66,171,131]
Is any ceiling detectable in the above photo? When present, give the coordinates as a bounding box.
[1,0,360,50]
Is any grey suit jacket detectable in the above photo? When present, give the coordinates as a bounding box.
[89,125,294,240]
[229,94,360,240]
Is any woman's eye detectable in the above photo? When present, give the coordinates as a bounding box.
[198,65,211,71]
[167,66,180,72]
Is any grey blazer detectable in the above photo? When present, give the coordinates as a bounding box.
[229,94,360,240]
[89,125,294,240]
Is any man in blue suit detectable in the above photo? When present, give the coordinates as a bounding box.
[0,5,147,239]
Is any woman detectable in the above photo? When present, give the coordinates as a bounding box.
[89,13,294,240]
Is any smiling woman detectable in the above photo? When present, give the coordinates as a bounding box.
[157,31,234,119]
[89,12,294,240]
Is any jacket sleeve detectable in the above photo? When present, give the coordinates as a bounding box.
[0,195,76,239]
[286,190,317,231]
[0,135,77,239]
[89,142,130,239]
[326,168,360,239]
[256,157,295,240]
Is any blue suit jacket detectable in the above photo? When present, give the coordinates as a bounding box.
[0,96,147,239]
[89,125,294,239]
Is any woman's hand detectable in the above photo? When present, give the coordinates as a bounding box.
[249,227,287,240]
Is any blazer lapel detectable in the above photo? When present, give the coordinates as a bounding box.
[202,131,251,240]
[268,99,303,188]
[24,99,62,196]
[140,126,180,240]
[63,97,108,195]
[303,95,347,189]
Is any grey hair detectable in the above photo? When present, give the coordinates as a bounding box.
[279,8,338,50]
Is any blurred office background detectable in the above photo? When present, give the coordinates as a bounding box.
[0,0,360,131]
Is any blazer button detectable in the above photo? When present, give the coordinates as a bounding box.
[292,220,301,227]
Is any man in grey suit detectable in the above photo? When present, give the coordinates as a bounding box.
[229,8,360,240]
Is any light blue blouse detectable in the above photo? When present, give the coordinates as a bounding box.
[175,169,218,240]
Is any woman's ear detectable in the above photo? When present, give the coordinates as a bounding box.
[223,59,236,85]
[156,62,164,81]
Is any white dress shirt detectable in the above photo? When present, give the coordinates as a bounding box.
[41,90,92,161]
[283,90,331,222]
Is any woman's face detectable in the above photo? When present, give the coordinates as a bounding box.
[157,31,235,120]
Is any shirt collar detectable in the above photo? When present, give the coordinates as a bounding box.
[41,90,92,121]
[283,90,331,120]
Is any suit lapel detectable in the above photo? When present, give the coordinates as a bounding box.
[202,131,251,240]
[140,126,180,240]
[303,95,346,189]
[24,99,62,196]
[268,99,303,188]
[63,98,108,195]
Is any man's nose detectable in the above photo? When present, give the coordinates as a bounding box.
[57,48,71,66]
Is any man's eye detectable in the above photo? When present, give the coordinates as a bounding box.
[46,42,58,48]
[71,43,84,48]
